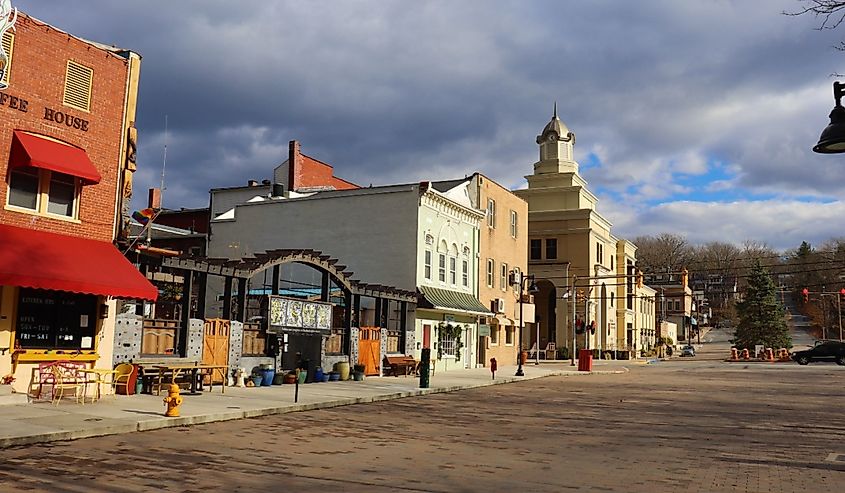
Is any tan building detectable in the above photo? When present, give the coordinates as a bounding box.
[475,174,529,367]
[431,174,529,367]
[515,108,652,359]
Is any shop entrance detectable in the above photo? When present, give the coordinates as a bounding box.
[202,319,230,383]
[358,326,381,376]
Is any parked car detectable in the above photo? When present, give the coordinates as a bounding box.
[680,345,696,357]
[791,341,845,365]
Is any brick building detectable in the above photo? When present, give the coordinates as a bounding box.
[0,9,156,397]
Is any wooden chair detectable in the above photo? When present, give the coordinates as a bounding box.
[545,342,556,360]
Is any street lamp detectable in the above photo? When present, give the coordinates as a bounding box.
[513,272,539,377]
[814,81,845,153]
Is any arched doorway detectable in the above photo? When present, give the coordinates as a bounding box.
[532,279,557,350]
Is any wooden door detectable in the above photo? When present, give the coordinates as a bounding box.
[423,324,431,348]
[202,319,230,383]
[358,326,381,376]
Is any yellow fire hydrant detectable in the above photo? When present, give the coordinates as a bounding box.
[163,383,183,417]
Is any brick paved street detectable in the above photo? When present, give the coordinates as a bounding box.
[0,361,843,493]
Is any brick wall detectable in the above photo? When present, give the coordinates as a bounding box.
[0,13,131,242]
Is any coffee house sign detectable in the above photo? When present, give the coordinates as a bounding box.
[1,93,90,132]
[0,2,90,132]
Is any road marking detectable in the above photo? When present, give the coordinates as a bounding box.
[825,453,845,463]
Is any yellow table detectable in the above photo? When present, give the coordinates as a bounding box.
[79,368,119,401]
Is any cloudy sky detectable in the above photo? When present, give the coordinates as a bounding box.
[14,0,845,251]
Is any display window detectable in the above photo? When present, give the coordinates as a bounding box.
[15,288,97,349]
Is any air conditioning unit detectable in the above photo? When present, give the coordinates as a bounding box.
[493,298,505,313]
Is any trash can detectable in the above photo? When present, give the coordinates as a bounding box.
[578,349,593,372]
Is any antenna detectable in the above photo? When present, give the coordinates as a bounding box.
[160,115,168,205]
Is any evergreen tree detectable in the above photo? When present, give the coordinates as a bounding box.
[734,261,792,349]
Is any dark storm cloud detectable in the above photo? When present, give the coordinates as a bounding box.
[12,0,845,246]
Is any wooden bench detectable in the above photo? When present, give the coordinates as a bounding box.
[383,355,417,377]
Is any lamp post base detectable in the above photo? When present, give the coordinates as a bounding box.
[515,364,524,376]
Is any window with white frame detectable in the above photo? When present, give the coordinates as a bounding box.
[7,169,79,219]
[510,210,517,238]
[486,258,494,288]
[438,254,446,282]
[449,256,456,284]
[500,263,508,291]
[487,198,496,228]
[439,330,456,357]
[424,250,432,280]
[462,259,468,287]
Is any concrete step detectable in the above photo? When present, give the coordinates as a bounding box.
[0,387,28,406]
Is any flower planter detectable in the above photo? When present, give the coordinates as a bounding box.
[314,368,324,382]
[328,372,340,381]
[334,362,350,381]
[250,375,264,387]
[261,369,275,386]
[283,373,297,384]
[297,371,307,385]
[352,371,365,381]
[321,373,331,382]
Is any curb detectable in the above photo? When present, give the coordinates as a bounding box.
[0,368,626,448]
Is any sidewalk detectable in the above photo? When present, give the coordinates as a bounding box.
[0,363,626,448]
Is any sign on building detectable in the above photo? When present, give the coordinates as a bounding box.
[267,295,332,335]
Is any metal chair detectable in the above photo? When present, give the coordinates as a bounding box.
[545,342,557,360]
[50,364,84,405]
[113,363,135,395]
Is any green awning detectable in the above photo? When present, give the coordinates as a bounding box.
[418,286,493,316]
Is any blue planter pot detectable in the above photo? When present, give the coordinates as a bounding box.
[261,369,275,386]
[329,372,340,381]
[314,368,324,382]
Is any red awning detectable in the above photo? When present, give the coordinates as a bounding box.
[9,130,102,184]
[0,224,158,301]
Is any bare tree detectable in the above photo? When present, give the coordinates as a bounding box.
[787,1,845,49]
[632,233,693,276]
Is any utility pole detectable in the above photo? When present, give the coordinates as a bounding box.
[571,275,577,366]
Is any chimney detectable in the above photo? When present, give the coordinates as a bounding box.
[148,188,161,209]
[261,179,271,185]
[247,179,258,187]
[288,140,301,192]
[272,183,285,198]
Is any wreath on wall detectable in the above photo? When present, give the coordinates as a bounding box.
[436,322,466,360]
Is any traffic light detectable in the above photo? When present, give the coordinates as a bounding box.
[840,288,845,300]
[802,288,809,303]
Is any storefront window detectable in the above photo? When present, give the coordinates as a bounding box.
[7,168,39,210]
[47,172,77,216]
[7,169,78,218]
[15,288,97,349]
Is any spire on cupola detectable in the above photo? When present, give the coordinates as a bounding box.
[533,104,578,175]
